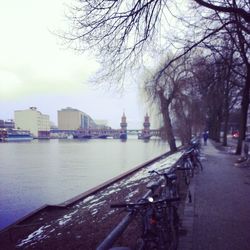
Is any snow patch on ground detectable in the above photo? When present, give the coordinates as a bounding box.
[125,188,140,201]
[16,225,51,247]
[88,200,106,210]
[78,152,183,209]
[57,210,78,226]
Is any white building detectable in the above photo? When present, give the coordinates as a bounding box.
[14,107,50,137]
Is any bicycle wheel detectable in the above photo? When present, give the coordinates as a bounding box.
[187,159,194,177]
[196,158,203,171]
[184,160,194,179]
[170,183,180,198]
[193,158,203,173]
[169,206,179,250]
[139,231,159,250]
[140,208,159,250]
[184,169,190,185]
[161,206,179,250]
[135,238,145,250]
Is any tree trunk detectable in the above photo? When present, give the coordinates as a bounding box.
[236,64,250,154]
[162,109,177,152]
[158,90,177,152]
[208,112,221,142]
[222,107,229,146]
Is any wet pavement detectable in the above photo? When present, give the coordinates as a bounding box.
[179,140,250,250]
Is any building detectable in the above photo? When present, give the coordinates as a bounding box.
[57,107,96,130]
[94,120,109,129]
[0,119,15,129]
[14,107,50,137]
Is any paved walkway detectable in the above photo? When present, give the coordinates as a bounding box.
[179,140,250,250]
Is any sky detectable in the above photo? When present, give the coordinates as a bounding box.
[0,0,147,129]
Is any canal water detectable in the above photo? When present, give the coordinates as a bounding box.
[0,137,168,230]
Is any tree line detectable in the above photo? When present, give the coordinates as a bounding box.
[64,0,249,153]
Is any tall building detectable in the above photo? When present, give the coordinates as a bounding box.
[57,107,96,130]
[14,107,50,137]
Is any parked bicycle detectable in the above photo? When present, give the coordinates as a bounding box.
[177,151,194,185]
[177,143,203,184]
[148,170,179,199]
[97,174,180,250]
[110,195,180,250]
[189,139,201,155]
[188,147,203,174]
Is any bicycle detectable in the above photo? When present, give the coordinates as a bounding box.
[189,139,201,155]
[188,147,203,174]
[177,151,194,185]
[110,195,180,250]
[148,170,179,199]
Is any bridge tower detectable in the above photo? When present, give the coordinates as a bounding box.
[143,113,150,132]
[139,113,151,139]
[120,112,127,139]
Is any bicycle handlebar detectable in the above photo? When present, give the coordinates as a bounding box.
[148,169,176,181]
[149,169,171,177]
[184,148,194,155]
[110,196,179,209]
[148,170,160,175]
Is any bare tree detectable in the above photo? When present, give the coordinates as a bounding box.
[65,0,250,153]
[172,75,206,143]
[144,55,196,151]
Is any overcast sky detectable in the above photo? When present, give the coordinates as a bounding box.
[0,0,147,129]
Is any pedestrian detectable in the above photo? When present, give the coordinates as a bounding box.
[203,131,208,145]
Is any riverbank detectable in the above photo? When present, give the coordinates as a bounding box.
[0,150,186,249]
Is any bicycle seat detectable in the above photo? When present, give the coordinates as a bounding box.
[146,181,159,193]
[184,148,193,155]
[164,173,177,180]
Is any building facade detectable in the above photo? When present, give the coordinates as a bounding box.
[57,107,96,130]
[14,107,50,137]
[0,119,15,129]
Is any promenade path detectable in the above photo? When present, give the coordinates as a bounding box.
[179,140,250,250]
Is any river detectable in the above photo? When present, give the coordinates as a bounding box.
[0,137,168,230]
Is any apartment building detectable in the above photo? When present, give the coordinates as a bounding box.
[14,107,50,137]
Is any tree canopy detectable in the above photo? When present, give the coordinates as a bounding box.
[65,0,250,153]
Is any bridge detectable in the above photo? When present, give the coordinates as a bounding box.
[127,129,160,136]
[50,129,161,138]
